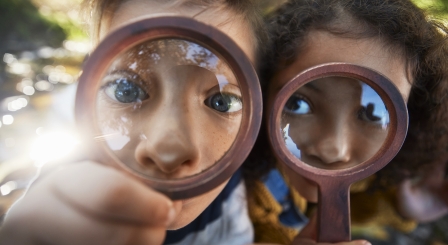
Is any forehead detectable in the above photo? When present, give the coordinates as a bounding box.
[111,39,223,71]
[103,0,256,64]
[272,30,412,101]
[106,39,238,85]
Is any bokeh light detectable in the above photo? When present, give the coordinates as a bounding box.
[1,181,18,196]
[23,86,36,95]
[29,132,81,167]
[2,115,14,125]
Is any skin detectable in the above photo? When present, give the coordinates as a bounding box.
[268,30,412,203]
[97,39,242,179]
[0,1,259,245]
[397,155,448,222]
[282,77,389,170]
[102,1,252,230]
[0,3,374,245]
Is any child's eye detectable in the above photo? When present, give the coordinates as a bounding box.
[204,93,242,113]
[284,95,312,114]
[358,103,388,126]
[104,78,149,103]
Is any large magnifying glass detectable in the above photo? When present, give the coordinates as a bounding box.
[268,63,408,243]
[75,16,262,200]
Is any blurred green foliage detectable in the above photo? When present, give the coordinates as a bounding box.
[40,7,86,41]
[412,0,448,18]
[0,0,66,52]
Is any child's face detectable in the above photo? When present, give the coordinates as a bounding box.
[269,30,412,202]
[97,40,242,179]
[99,0,255,229]
[281,77,389,170]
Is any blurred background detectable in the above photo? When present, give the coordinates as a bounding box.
[0,0,447,244]
[0,0,87,216]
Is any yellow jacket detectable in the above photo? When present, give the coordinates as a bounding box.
[247,168,416,244]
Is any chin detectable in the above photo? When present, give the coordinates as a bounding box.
[166,180,229,230]
[285,168,319,203]
[166,199,202,230]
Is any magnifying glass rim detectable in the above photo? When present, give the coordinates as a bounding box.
[269,62,408,183]
[75,16,262,199]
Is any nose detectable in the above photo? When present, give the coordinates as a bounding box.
[134,106,199,176]
[304,121,352,166]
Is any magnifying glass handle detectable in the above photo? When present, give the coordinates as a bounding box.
[317,183,351,243]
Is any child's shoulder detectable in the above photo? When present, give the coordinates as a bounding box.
[165,170,253,245]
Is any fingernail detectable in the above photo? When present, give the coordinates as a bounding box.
[166,207,176,226]
[362,241,372,245]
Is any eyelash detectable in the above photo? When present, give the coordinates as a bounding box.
[283,94,312,115]
[204,92,242,115]
[357,104,389,129]
[101,71,151,106]
[101,71,243,117]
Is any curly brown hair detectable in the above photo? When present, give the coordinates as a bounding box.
[244,0,448,189]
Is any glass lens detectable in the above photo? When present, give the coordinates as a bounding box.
[94,38,242,179]
[280,77,389,170]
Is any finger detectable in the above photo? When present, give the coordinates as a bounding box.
[291,238,371,245]
[293,212,371,245]
[5,185,169,245]
[336,240,371,245]
[131,226,167,245]
[290,237,316,245]
[48,161,175,227]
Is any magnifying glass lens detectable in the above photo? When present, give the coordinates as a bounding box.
[280,77,389,170]
[94,38,242,179]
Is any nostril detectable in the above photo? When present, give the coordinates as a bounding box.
[133,132,200,177]
[138,156,155,167]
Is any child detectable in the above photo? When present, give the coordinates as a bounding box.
[0,1,395,245]
[244,0,448,244]
[0,0,269,244]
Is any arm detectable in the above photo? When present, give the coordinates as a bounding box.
[0,161,175,245]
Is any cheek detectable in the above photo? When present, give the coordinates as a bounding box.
[282,116,317,147]
[352,127,389,163]
[196,111,242,167]
[96,98,136,148]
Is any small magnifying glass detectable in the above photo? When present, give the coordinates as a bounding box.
[75,16,262,200]
[268,63,408,243]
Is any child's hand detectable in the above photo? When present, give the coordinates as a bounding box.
[291,212,371,245]
[397,155,448,222]
[0,161,176,245]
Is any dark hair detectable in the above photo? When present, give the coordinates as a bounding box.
[246,0,448,189]
[81,0,267,67]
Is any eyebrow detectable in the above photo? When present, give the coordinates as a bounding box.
[303,82,322,93]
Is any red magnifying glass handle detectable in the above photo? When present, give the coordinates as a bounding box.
[317,181,351,243]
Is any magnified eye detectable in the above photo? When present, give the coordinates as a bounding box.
[358,103,383,124]
[284,95,311,115]
[104,78,149,103]
[205,93,242,113]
